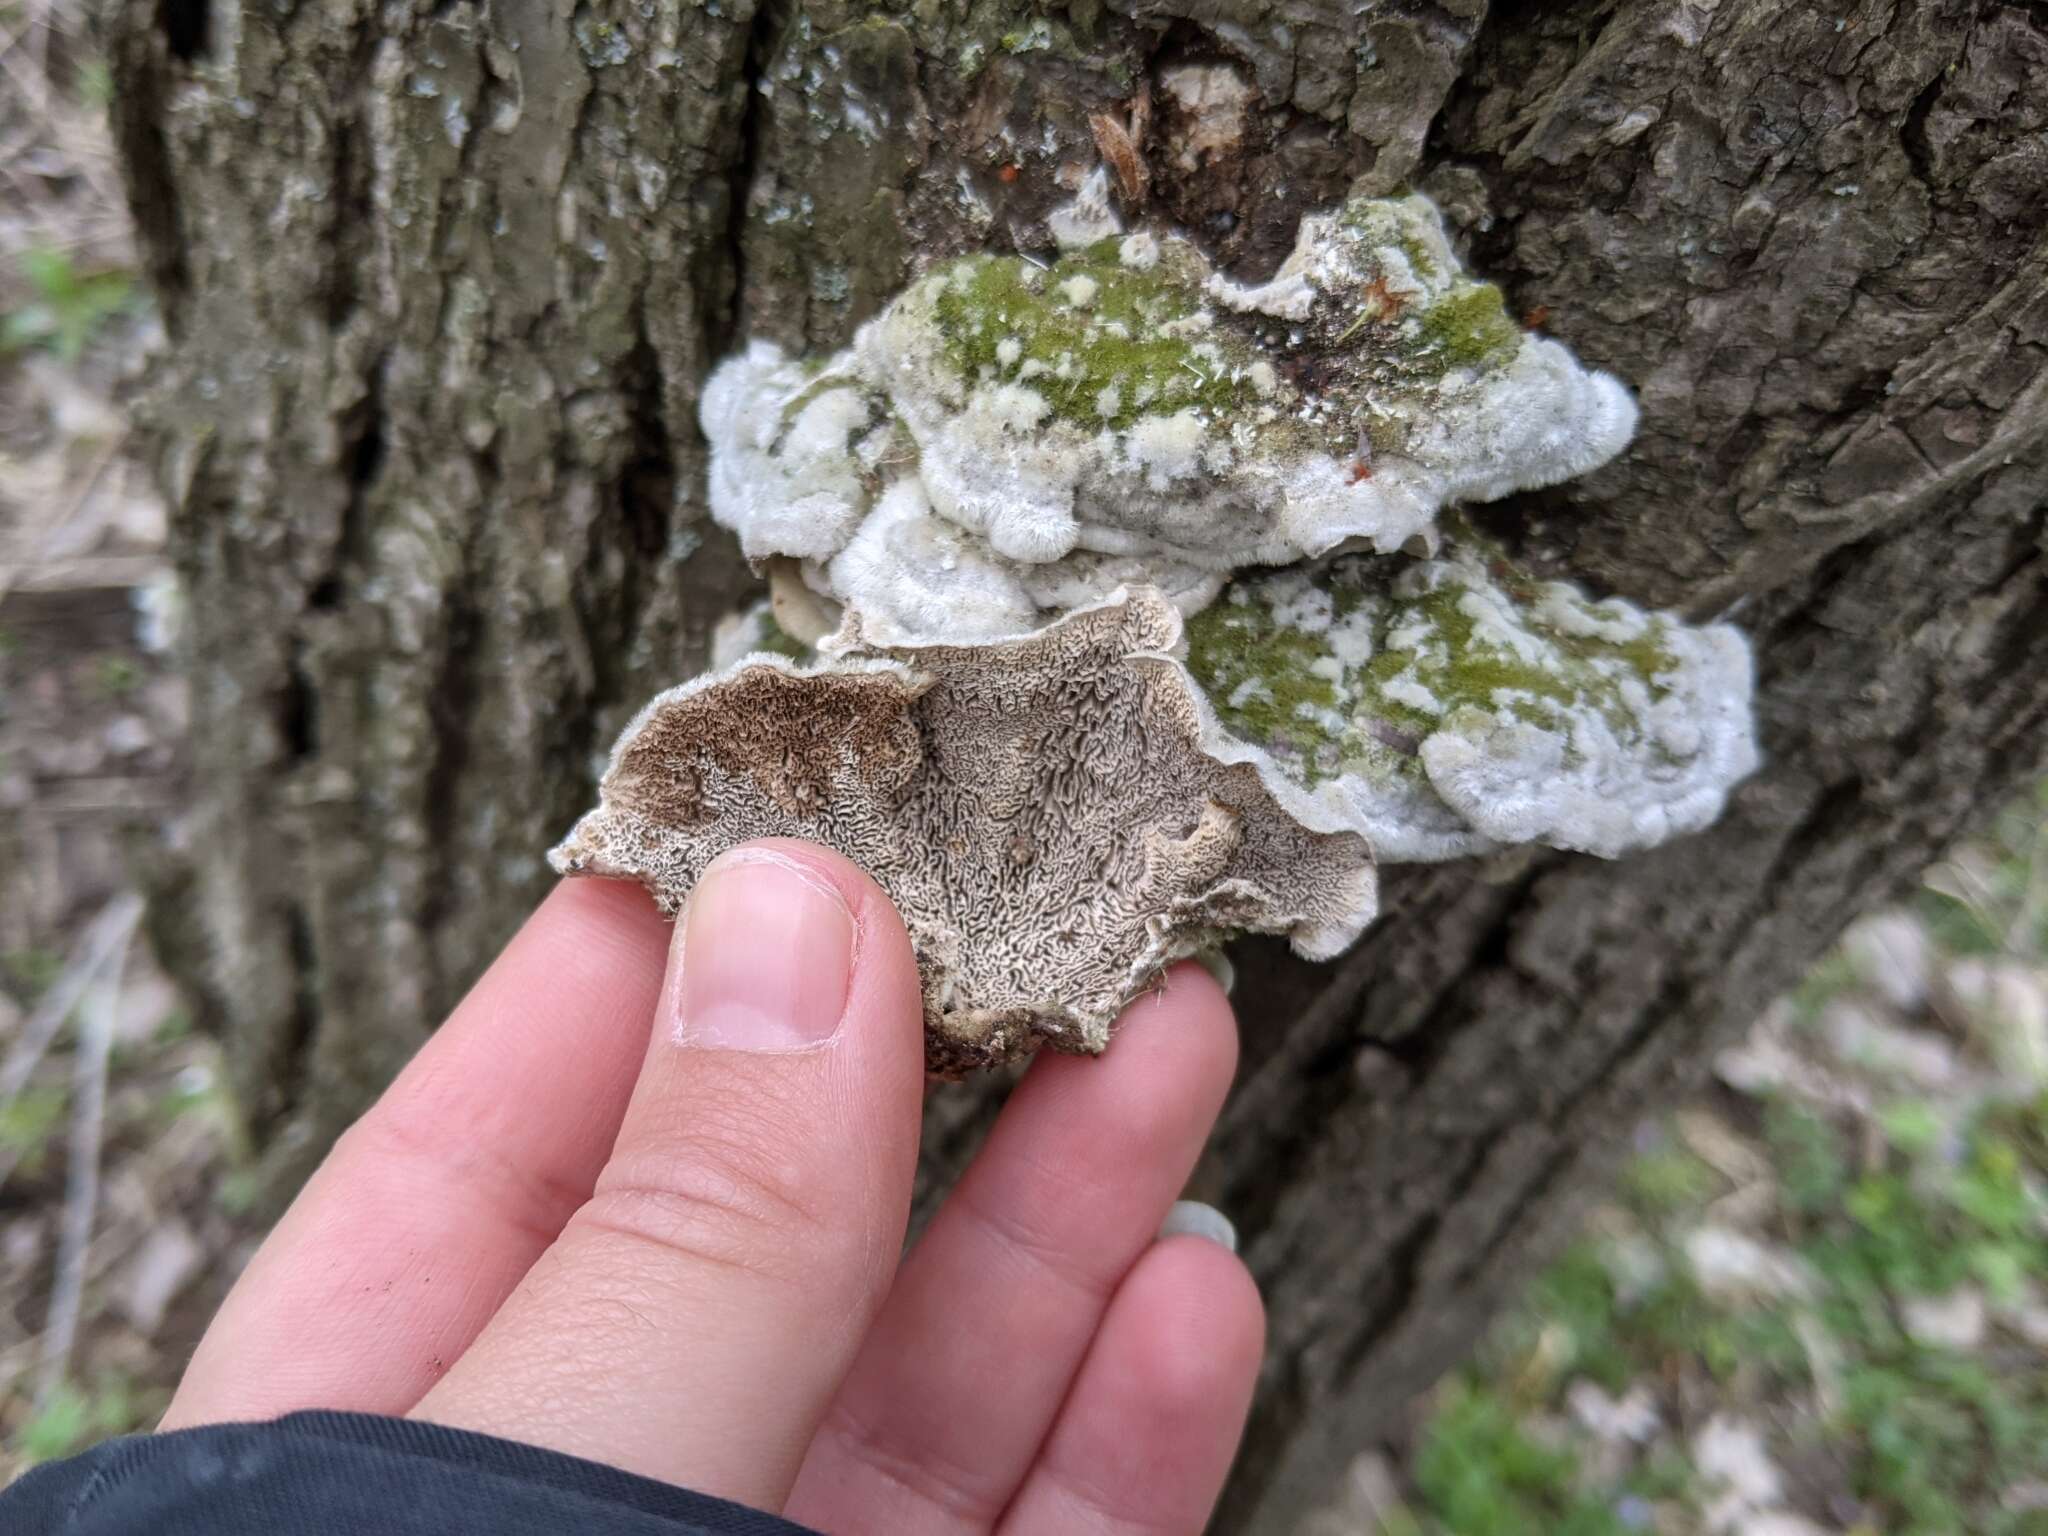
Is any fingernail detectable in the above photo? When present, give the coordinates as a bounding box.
[1192,948,1237,997]
[1159,1200,1237,1253]
[672,847,856,1051]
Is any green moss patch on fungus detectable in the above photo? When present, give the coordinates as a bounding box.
[1203,192,1543,403]
[926,243,1264,430]
[1185,553,1688,783]
[1414,283,1523,372]
[1171,547,1757,863]
[1613,624,1682,691]
[1365,576,1681,747]
[1184,598,1342,773]
[1360,580,1574,736]
[1336,195,1446,285]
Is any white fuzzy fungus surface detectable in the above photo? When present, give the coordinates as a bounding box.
[700,191,1638,645]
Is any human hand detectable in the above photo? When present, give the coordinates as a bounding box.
[163,840,1264,1533]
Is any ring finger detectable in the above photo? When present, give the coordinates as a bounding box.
[785,964,1242,1534]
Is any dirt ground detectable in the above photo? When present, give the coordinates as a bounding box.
[5,7,2047,1531]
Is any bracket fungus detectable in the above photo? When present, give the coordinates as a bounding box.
[551,590,1376,1071]
[554,187,1761,1070]
[699,189,1637,644]
[1184,550,1759,864]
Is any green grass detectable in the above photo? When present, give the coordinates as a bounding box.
[1617,1139,1716,1217]
[2,947,62,998]
[15,1376,159,1465]
[1917,779,2048,960]
[89,653,144,699]
[1394,1088,2048,1533]
[1405,1380,1635,1536]
[2,248,136,362]
[0,1086,68,1177]
[1390,783,2048,1536]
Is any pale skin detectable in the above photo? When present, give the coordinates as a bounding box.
[163,838,1266,1534]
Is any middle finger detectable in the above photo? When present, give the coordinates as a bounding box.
[784,964,1239,1535]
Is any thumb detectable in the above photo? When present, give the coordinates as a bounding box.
[409,840,927,1510]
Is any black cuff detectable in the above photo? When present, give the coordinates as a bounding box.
[2,1410,821,1535]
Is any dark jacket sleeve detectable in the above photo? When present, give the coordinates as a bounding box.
[1,1411,822,1535]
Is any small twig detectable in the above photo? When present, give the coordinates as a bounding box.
[0,29,56,121]
[0,893,143,1120]
[1927,854,2002,947]
[1792,1307,1843,1422]
[34,910,129,1407]
[0,425,130,604]
[0,7,134,263]
[2006,819,2048,955]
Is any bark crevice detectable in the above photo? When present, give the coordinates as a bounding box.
[710,0,781,364]
[156,0,206,62]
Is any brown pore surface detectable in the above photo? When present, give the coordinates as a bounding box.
[554,590,1375,1069]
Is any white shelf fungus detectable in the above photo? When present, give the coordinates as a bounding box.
[551,589,1376,1071]
[700,191,1638,644]
[555,188,1759,1070]
[1184,549,1760,863]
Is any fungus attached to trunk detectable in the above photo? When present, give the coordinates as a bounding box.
[552,590,1376,1068]
[699,190,1639,644]
[1184,548,1759,863]
[554,188,1760,1070]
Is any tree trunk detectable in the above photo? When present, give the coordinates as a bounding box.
[107,0,2048,1528]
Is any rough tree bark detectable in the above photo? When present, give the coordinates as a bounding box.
[106,0,2046,1527]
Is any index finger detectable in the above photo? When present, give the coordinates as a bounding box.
[163,877,670,1427]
